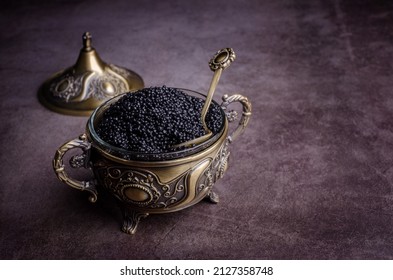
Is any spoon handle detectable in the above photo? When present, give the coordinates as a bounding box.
[201,48,236,131]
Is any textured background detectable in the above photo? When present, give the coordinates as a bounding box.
[1,0,393,259]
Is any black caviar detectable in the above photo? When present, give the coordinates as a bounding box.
[96,86,224,153]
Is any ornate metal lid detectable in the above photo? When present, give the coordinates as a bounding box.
[38,32,144,116]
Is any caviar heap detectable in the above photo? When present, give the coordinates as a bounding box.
[96,86,223,153]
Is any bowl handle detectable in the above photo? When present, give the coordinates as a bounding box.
[53,134,98,203]
[221,93,252,143]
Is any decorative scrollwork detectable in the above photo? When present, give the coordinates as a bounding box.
[221,93,252,143]
[49,71,85,101]
[163,179,184,198]
[226,110,238,123]
[150,174,188,209]
[53,134,97,203]
[49,65,131,103]
[87,69,128,100]
[95,165,189,209]
[121,208,149,235]
[212,140,230,182]
[196,139,230,197]
[209,48,236,71]
[69,153,87,168]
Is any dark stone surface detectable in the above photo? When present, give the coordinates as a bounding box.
[0,0,392,259]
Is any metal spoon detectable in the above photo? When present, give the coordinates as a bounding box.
[174,48,236,149]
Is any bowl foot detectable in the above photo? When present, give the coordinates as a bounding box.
[205,190,219,204]
[121,207,149,235]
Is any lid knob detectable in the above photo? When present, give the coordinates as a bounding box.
[82,32,92,51]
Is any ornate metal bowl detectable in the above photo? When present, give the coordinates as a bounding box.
[53,89,251,234]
